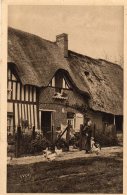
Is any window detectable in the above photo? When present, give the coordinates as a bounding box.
[84,71,89,76]
[7,115,13,135]
[55,72,63,88]
[8,68,18,81]
[12,73,17,81]
[8,69,12,80]
[63,77,70,89]
[67,119,75,129]
[49,72,71,90]
[67,112,75,129]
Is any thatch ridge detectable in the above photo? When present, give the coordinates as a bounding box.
[68,50,101,65]
[98,59,123,70]
[8,26,55,44]
[8,27,123,115]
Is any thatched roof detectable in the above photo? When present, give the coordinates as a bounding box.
[8,27,123,115]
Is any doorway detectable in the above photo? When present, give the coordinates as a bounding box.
[115,115,123,132]
[41,111,52,141]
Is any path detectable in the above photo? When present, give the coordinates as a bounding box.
[7,146,122,165]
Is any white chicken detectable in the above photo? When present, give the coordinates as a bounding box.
[43,147,56,161]
[91,137,101,155]
[55,146,62,156]
[43,147,50,155]
[47,153,56,161]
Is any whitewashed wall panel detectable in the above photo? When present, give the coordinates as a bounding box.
[25,86,29,101]
[30,86,32,102]
[15,103,18,127]
[21,85,24,101]
[28,105,30,126]
[33,87,36,102]
[25,104,27,121]
[12,74,17,81]
[34,105,37,128]
[12,83,16,100]
[22,103,24,120]
[31,105,34,126]
[8,81,12,99]
[19,103,22,125]
[7,102,13,112]
[17,83,20,100]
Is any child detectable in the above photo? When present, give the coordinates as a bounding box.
[91,137,101,155]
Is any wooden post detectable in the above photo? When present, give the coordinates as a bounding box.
[113,115,116,125]
[113,115,116,135]
[32,126,36,140]
[52,125,54,143]
[79,124,83,150]
[55,126,68,145]
[15,126,22,158]
[93,123,96,137]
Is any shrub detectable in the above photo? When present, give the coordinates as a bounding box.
[7,134,15,156]
[19,133,51,155]
[7,134,15,145]
[30,135,51,153]
[20,134,33,155]
[94,132,118,147]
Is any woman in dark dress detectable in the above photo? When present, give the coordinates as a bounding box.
[82,119,92,153]
[66,124,72,151]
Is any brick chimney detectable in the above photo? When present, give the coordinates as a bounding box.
[56,33,68,58]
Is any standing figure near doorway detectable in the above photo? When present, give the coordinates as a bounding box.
[82,118,93,154]
[66,123,73,151]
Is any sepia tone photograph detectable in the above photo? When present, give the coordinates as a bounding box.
[7,5,123,193]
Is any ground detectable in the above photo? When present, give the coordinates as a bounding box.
[7,146,123,193]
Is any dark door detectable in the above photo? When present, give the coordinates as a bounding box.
[115,116,123,132]
[41,111,52,141]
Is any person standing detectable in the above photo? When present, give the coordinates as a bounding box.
[66,124,72,151]
[85,118,92,153]
[80,124,87,150]
[82,118,92,153]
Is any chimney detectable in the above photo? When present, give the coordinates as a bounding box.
[56,33,68,58]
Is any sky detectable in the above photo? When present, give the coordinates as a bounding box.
[8,5,124,65]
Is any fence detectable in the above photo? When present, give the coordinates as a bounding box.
[7,126,36,158]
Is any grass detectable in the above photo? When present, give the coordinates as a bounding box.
[7,152,123,193]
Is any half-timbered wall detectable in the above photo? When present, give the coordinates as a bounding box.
[7,67,38,133]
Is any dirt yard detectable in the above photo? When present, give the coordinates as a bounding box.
[7,146,123,193]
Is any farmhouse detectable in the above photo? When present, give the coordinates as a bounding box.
[7,27,123,142]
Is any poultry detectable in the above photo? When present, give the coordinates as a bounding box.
[47,152,56,161]
[55,146,62,156]
[43,148,56,161]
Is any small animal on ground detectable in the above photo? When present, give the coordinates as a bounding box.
[55,146,62,156]
[43,147,57,161]
[91,137,101,155]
